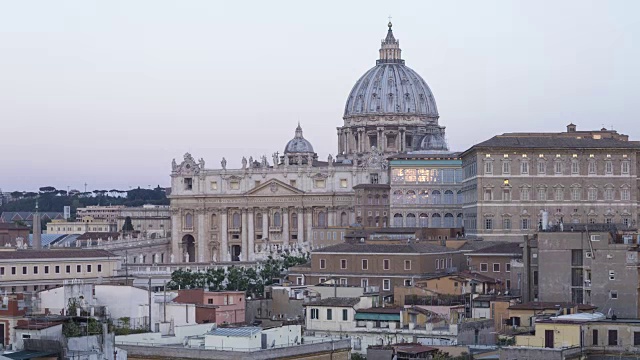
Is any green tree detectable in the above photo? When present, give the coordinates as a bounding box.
[122,216,134,232]
[204,268,226,291]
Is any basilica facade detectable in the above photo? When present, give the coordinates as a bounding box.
[169,22,448,263]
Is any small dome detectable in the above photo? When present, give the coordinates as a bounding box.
[284,123,314,154]
[418,128,448,151]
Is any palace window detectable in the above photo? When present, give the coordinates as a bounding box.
[537,188,546,201]
[537,161,546,174]
[605,161,613,174]
[588,188,597,201]
[571,187,581,201]
[588,160,597,174]
[554,161,563,174]
[502,161,511,175]
[604,188,614,201]
[622,161,630,174]
[503,218,511,230]
[230,181,240,190]
[571,160,579,174]
[484,161,493,174]
[555,188,564,201]
[622,189,631,201]
[485,218,493,230]
[521,161,529,175]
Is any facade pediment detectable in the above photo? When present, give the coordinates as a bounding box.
[245,179,305,196]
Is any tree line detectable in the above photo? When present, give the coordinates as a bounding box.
[1,185,170,214]
[167,254,310,298]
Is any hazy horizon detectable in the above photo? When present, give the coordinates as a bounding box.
[2,1,639,192]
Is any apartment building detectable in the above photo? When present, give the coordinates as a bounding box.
[287,242,467,292]
[465,242,523,295]
[460,124,640,241]
[46,217,117,235]
[76,205,124,222]
[0,249,120,293]
[532,226,640,318]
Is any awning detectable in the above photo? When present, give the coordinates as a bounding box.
[355,313,400,321]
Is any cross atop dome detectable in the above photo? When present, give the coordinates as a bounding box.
[379,21,402,64]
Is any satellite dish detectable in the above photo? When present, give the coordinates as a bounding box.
[271,340,276,348]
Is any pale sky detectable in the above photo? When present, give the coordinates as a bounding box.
[1,1,638,192]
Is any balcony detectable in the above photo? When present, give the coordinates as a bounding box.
[228,227,241,233]
[269,226,282,233]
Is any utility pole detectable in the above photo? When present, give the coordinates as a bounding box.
[148,277,152,332]
[163,280,167,323]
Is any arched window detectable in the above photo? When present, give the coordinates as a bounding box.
[444,213,454,227]
[393,213,403,227]
[232,212,241,228]
[184,213,193,229]
[375,195,380,205]
[419,213,429,227]
[367,216,373,227]
[444,190,454,204]
[419,190,429,204]
[432,213,442,228]
[340,212,348,226]
[405,190,416,204]
[431,190,441,204]
[318,211,327,227]
[406,213,416,227]
[457,190,463,204]
[291,213,298,228]
[382,216,388,227]
[367,195,373,205]
[273,212,281,227]
[375,216,380,227]
[393,190,403,204]
[456,213,463,227]
[210,214,218,229]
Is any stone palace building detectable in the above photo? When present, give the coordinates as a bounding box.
[168,22,451,263]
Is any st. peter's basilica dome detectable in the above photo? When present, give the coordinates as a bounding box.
[343,22,439,120]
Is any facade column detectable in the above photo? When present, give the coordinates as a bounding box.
[297,209,304,244]
[248,209,255,261]
[305,209,313,245]
[377,127,384,152]
[282,208,290,248]
[171,210,180,261]
[197,210,205,262]
[327,207,335,227]
[241,208,248,261]
[220,211,228,262]
[262,209,269,240]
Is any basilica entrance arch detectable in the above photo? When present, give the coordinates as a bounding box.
[182,234,195,262]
